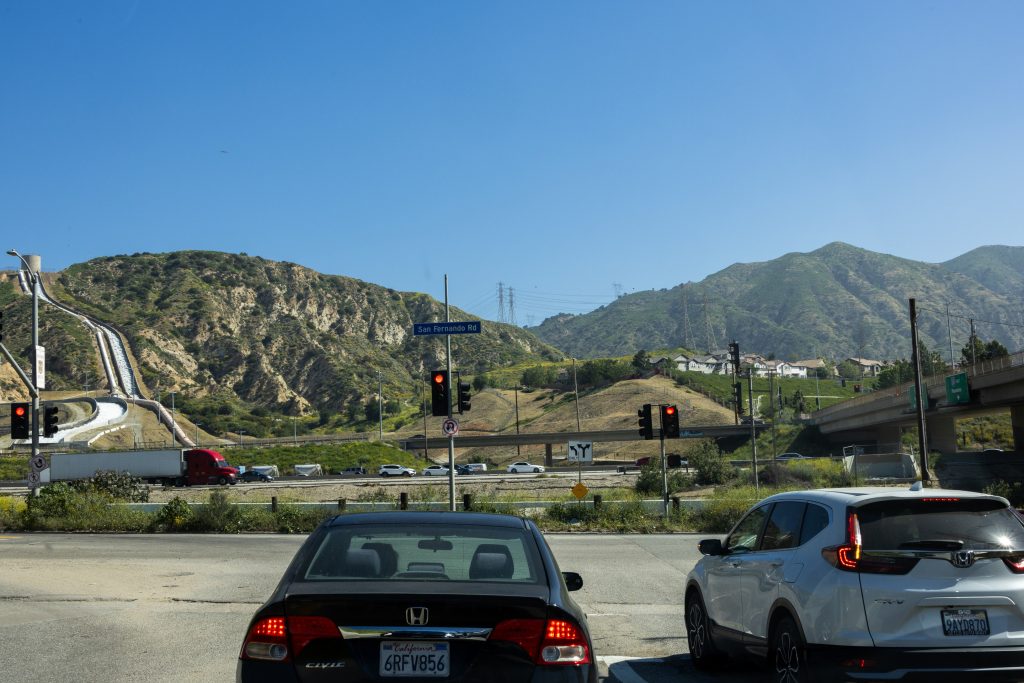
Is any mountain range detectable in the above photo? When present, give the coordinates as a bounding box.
[529,242,1024,361]
[2,243,1021,417]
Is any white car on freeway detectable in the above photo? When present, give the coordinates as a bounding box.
[506,462,544,474]
[378,464,416,477]
[421,464,450,476]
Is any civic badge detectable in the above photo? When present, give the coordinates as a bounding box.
[406,607,429,626]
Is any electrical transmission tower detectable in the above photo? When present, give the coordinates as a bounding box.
[508,287,516,326]
[497,282,506,323]
[682,285,694,350]
[703,288,719,352]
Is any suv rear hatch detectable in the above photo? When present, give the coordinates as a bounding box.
[854,496,1024,648]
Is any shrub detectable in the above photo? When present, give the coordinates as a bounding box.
[152,496,194,532]
[192,490,242,533]
[544,500,657,532]
[71,471,150,502]
[689,440,732,486]
[0,496,26,530]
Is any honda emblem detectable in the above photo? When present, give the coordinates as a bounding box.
[406,607,429,626]
[951,551,975,568]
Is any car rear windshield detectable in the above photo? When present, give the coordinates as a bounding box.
[302,523,544,584]
[857,498,1024,551]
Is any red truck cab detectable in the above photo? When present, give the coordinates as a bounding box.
[184,448,238,486]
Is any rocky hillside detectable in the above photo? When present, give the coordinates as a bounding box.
[3,252,562,415]
[530,242,1024,360]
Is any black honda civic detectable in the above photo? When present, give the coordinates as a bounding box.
[237,511,597,683]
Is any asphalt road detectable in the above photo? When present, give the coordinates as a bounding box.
[0,533,765,683]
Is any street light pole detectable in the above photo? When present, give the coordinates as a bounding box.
[7,250,40,491]
[195,422,201,447]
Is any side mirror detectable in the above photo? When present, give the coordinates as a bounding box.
[562,571,583,591]
[698,538,725,556]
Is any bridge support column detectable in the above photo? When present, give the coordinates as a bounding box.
[545,443,553,468]
[1013,406,1024,455]
[926,415,958,455]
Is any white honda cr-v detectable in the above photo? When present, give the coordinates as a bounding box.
[684,483,1024,682]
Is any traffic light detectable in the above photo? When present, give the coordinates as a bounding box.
[457,378,471,414]
[638,404,653,440]
[10,402,29,439]
[733,382,744,415]
[430,370,449,417]
[661,404,680,438]
[729,341,741,373]
[44,405,59,438]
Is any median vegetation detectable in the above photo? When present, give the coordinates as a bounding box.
[0,449,857,534]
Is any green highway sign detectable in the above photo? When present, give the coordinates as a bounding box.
[945,372,970,405]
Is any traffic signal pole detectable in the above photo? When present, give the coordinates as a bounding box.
[659,406,668,515]
[445,275,456,511]
[748,372,759,494]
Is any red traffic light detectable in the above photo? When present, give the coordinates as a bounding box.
[13,405,26,418]
[664,406,676,415]
[433,373,445,384]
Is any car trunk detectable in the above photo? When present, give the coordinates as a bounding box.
[283,587,552,682]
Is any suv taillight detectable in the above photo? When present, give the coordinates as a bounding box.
[1004,556,1024,574]
[239,616,340,662]
[490,618,591,665]
[821,512,919,575]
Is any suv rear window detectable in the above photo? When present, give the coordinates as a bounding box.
[857,498,1024,551]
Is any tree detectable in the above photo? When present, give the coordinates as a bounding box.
[961,336,1009,365]
[876,341,946,390]
[521,365,556,388]
[632,349,650,374]
[837,360,862,380]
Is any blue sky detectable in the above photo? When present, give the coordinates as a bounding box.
[2,1,1022,326]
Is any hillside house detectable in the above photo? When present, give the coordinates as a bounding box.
[846,358,886,377]
[792,359,837,377]
[766,359,808,378]
[674,354,714,373]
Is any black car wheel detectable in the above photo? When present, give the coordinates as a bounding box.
[218,476,228,486]
[771,615,808,683]
[685,590,720,669]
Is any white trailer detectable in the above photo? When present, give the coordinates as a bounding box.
[50,450,185,481]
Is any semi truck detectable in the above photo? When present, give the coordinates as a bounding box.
[46,448,238,486]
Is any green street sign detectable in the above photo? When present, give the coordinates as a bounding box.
[945,372,970,405]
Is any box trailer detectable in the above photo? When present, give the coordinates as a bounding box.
[47,448,238,486]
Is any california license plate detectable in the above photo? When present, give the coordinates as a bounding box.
[380,641,449,677]
[942,609,990,636]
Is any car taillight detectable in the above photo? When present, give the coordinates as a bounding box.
[820,512,918,575]
[240,616,340,662]
[1003,556,1024,574]
[490,617,590,665]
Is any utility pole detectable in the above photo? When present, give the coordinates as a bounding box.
[377,371,383,441]
[969,318,977,365]
[572,358,581,431]
[748,371,759,493]
[909,298,930,483]
[514,385,521,459]
[768,370,777,460]
[169,391,177,447]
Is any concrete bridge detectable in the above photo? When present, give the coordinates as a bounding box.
[812,350,1024,454]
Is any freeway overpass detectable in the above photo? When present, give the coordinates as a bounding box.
[812,350,1024,454]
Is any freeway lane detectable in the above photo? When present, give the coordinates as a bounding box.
[0,533,764,683]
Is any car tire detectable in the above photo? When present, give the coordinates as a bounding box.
[685,590,721,670]
[381,472,389,477]
[403,471,412,477]
[511,468,519,474]
[533,468,540,473]
[771,615,808,683]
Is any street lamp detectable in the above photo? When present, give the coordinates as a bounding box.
[7,249,40,489]
[195,422,202,447]
[238,429,245,446]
